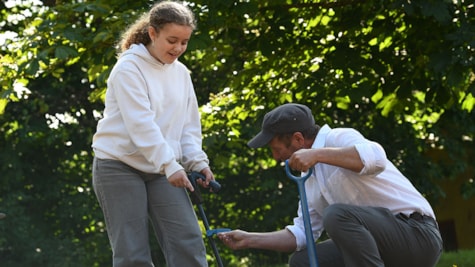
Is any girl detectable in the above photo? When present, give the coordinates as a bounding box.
[92,1,214,266]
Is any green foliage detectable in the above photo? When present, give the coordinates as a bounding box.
[1,0,474,266]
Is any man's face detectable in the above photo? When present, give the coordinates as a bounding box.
[268,134,301,162]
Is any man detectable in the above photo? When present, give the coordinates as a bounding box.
[218,103,442,267]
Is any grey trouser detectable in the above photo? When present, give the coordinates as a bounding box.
[289,204,443,267]
[92,158,208,267]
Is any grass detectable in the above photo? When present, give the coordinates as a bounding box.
[261,249,475,267]
[436,249,475,267]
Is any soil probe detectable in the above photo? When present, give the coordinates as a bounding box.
[285,160,319,267]
[188,172,230,267]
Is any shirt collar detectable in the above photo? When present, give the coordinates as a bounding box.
[312,124,331,149]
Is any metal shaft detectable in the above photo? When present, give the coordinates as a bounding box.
[197,205,224,267]
[285,161,319,267]
[296,181,319,267]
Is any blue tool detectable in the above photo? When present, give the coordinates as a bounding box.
[285,160,319,267]
[188,172,226,267]
[206,228,231,237]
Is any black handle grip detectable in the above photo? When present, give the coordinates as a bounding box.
[188,172,222,193]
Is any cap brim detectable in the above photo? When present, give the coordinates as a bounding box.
[247,131,274,148]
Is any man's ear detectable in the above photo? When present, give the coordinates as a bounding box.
[292,132,305,145]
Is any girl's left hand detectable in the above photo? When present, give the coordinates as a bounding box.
[199,167,215,189]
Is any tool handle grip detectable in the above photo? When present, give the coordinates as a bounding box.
[188,172,222,193]
[284,160,313,181]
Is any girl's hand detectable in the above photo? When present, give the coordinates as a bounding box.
[168,170,194,191]
[199,167,215,189]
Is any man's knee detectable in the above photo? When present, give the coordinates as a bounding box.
[289,240,345,267]
[322,203,350,232]
[289,250,309,267]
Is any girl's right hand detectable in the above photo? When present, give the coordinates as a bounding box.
[168,170,194,192]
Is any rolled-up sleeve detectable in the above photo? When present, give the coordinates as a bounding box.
[329,128,387,177]
[285,204,323,251]
[354,141,387,176]
[285,224,306,251]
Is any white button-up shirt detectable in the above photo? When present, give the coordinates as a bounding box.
[286,125,435,251]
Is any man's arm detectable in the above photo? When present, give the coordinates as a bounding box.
[289,146,364,173]
[218,229,297,252]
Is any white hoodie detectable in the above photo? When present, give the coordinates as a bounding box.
[92,44,209,177]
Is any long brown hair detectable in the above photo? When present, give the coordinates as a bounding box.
[118,1,196,52]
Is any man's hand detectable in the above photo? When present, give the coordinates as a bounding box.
[217,230,250,250]
[168,170,194,191]
[288,148,317,172]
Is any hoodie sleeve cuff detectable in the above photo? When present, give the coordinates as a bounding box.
[164,161,184,178]
[192,161,209,173]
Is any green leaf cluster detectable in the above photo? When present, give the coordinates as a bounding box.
[1,0,474,266]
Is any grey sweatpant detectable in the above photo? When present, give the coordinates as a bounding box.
[92,158,208,267]
[289,204,443,267]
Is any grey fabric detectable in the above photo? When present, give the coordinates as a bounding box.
[92,158,207,267]
[289,204,442,267]
[289,239,345,267]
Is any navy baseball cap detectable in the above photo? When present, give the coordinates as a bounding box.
[247,103,315,148]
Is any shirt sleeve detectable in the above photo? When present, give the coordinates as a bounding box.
[354,141,387,176]
[328,128,387,176]
[286,200,324,251]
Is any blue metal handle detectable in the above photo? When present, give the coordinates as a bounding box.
[206,228,231,237]
[285,160,313,182]
[285,160,319,267]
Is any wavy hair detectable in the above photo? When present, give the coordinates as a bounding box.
[118,1,196,52]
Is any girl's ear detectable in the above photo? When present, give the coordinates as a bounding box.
[148,26,157,40]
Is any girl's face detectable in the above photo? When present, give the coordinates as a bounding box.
[148,23,193,64]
